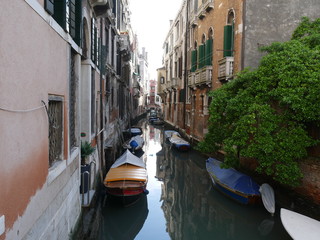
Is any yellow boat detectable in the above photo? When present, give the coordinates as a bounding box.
[104,150,148,205]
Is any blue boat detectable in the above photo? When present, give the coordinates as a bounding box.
[206,158,262,205]
[164,130,191,151]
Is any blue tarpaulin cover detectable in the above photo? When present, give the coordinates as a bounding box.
[206,158,260,195]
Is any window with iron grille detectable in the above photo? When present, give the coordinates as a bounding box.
[48,96,64,167]
[69,50,77,150]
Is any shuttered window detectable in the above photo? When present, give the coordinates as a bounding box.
[191,50,197,72]
[45,0,54,15]
[205,39,213,66]
[198,44,205,69]
[223,24,234,57]
[53,0,68,31]
[52,0,82,45]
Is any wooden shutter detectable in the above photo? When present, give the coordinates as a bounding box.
[198,45,205,68]
[224,25,233,57]
[205,39,213,66]
[191,50,197,72]
[53,0,67,31]
[45,0,54,15]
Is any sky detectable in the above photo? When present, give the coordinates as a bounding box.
[129,0,183,79]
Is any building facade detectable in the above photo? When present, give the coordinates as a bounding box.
[0,0,144,239]
[158,0,320,205]
[159,0,320,141]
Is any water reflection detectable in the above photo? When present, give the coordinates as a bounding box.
[153,126,289,240]
[99,124,290,240]
[98,195,149,240]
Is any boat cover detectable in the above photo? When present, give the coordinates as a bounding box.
[128,127,142,135]
[206,158,260,195]
[129,135,144,149]
[164,130,180,139]
[169,134,190,146]
[111,149,146,168]
[105,165,148,182]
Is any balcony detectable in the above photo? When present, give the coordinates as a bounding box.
[195,66,212,86]
[90,0,112,17]
[218,57,234,82]
[119,33,130,55]
[198,11,206,20]
[203,0,214,12]
[188,73,195,86]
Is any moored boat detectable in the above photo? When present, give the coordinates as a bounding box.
[164,130,191,151]
[206,158,275,214]
[123,127,143,138]
[280,208,320,240]
[124,135,144,153]
[104,150,148,206]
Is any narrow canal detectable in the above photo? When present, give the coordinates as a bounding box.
[97,122,291,240]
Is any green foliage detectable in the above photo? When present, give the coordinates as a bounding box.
[197,17,320,187]
[81,141,95,164]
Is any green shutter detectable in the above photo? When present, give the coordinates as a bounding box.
[224,25,233,57]
[45,0,54,15]
[53,0,67,31]
[191,50,197,72]
[205,39,213,66]
[198,45,205,68]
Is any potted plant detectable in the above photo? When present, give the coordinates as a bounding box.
[81,141,95,165]
[80,141,95,193]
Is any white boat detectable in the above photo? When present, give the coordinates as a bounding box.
[280,208,320,240]
[259,183,275,215]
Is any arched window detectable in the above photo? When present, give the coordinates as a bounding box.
[191,41,198,72]
[202,34,206,44]
[224,10,235,57]
[205,28,214,66]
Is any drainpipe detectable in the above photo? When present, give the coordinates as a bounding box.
[183,0,189,130]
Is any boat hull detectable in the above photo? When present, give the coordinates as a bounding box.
[206,158,261,205]
[172,143,190,152]
[105,180,147,206]
[208,174,261,205]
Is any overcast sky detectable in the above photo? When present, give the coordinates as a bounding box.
[129,0,183,79]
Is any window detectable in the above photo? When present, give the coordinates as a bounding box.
[200,95,204,113]
[45,0,54,15]
[205,28,214,66]
[224,10,235,57]
[191,41,198,72]
[48,96,64,167]
[52,0,82,45]
[91,18,97,63]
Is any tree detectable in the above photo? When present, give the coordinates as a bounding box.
[197,17,320,187]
